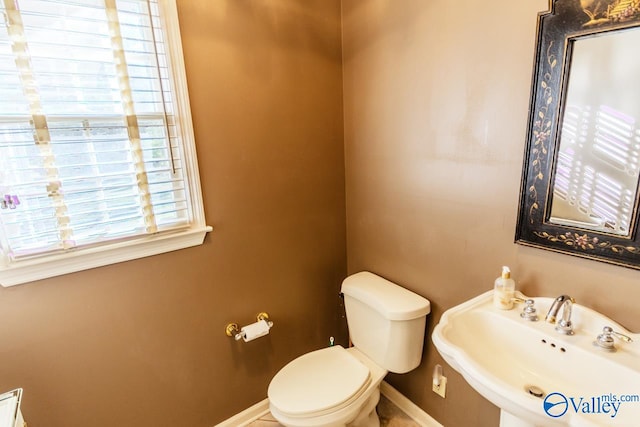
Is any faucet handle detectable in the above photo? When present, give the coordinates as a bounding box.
[519,299,539,321]
[594,326,633,351]
[609,327,633,343]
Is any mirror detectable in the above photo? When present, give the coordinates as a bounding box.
[516,0,640,269]
[549,29,640,236]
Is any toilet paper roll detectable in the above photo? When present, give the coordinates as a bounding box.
[241,319,271,342]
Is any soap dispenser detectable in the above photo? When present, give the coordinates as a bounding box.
[493,266,515,310]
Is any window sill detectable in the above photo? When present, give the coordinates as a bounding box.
[0,225,212,287]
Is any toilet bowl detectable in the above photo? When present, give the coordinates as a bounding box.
[269,346,386,427]
[267,272,431,427]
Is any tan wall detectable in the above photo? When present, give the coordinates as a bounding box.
[342,1,640,426]
[0,1,346,426]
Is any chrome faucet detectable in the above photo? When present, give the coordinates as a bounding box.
[545,295,575,335]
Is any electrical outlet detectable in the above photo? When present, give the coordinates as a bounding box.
[432,375,447,398]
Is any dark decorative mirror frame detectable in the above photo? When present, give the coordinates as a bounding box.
[516,0,640,269]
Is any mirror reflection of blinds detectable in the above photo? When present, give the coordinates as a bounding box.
[556,104,638,234]
[0,0,188,260]
[593,105,638,175]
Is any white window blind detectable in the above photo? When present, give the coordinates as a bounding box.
[0,0,210,285]
[554,103,639,235]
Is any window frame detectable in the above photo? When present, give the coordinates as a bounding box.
[0,0,211,287]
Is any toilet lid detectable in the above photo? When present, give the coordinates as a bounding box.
[268,346,371,417]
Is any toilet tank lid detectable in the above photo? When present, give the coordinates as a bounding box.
[341,271,431,320]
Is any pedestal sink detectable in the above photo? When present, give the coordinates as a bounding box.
[432,291,640,427]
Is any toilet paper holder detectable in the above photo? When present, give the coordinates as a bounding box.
[226,312,274,341]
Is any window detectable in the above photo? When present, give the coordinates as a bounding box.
[0,0,210,286]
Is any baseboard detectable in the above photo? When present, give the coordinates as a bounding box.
[380,381,444,427]
[213,380,443,427]
[213,398,269,427]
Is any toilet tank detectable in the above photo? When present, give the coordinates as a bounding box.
[341,272,431,374]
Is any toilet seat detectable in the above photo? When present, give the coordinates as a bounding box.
[268,346,371,418]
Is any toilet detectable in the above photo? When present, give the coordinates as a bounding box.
[267,271,431,427]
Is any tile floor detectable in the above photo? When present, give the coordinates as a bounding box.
[246,395,421,427]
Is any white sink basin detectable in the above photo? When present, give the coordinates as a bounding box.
[432,291,640,427]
